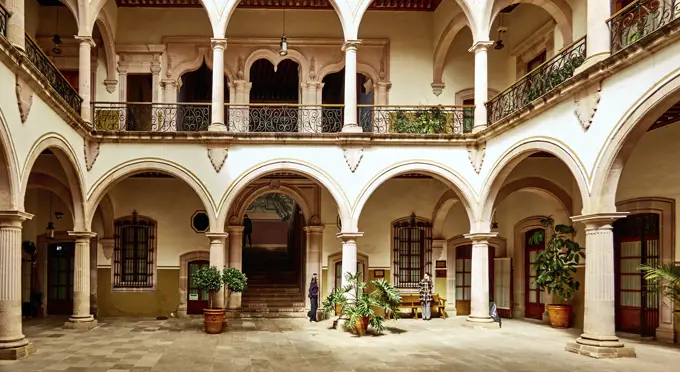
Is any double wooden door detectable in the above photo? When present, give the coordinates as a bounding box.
[614,213,660,337]
[525,228,545,320]
[187,260,210,314]
[47,242,75,315]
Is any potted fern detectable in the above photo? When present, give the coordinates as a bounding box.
[193,266,226,334]
[322,272,401,336]
[530,217,585,328]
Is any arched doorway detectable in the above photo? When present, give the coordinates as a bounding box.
[249,59,299,132]
[178,62,229,131]
[322,69,374,131]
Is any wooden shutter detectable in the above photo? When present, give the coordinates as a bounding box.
[494,257,512,318]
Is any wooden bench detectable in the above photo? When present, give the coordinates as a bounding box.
[395,294,448,319]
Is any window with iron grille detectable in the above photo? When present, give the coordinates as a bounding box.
[113,211,156,289]
[392,213,432,289]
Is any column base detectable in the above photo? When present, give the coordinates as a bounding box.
[574,53,610,75]
[341,124,363,133]
[471,125,487,134]
[444,305,457,317]
[64,316,98,330]
[0,342,35,360]
[565,334,636,359]
[208,123,227,132]
[463,316,499,329]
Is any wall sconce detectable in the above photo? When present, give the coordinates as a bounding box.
[55,211,63,220]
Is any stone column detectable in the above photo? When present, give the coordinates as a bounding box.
[304,226,324,316]
[75,36,95,124]
[463,232,498,328]
[64,232,97,329]
[375,81,391,105]
[151,57,162,103]
[0,211,34,360]
[90,238,98,317]
[337,232,363,290]
[445,244,457,316]
[469,41,493,133]
[6,0,25,50]
[431,239,445,294]
[207,233,228,309]
[300,82,323,132]
[209,38,227,132]
[227,226,244,309]
[566,213,636,358]
[342,40,362,133]
[117,63,128,102]
[582,0,611,69]
[230,80,251,132]
[160,79,178,131]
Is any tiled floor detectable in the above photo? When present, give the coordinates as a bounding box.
[1,316,679,372]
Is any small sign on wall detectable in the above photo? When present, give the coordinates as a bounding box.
[435,269,447,278]
[189,294,199,301]
[373,270,385,278]
[435,260,446,268]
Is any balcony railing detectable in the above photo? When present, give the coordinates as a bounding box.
[93,102,212,131]
[358,105,472,134]
[24,35,82,114]
[228,104,344,133]
[0,3,8,38]
[486,36,586,125]
[609,0,680,53]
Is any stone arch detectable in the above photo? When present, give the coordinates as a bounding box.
[494,177,573,216]
[317,59,381,85]
[244,48,310,83]
[216,159,351,232]
[431,190,459,238]
[353,160,477,233]
[0,108,19,210]
[592,70,680,212]
[432,12,470,91]
[26,173,74,216]
[94,193,115,238]
[233,185,314,226]
[21,134,87,231]
[95,13,117,86]
[86,159,218,232]
[479,138,589,226]
[490,0,573,46]
[177,250,210,317]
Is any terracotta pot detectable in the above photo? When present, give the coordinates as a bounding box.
[203,308,225,334]
[547,304,571,328]
[354,316,370,336]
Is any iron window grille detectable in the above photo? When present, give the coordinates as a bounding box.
[392,213,433,289]
[113,211,156,289]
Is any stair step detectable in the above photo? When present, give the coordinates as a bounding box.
[245,302,305,308]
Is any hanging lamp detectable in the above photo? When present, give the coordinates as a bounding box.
[279,7,288,57]
[46,193,55,239]
[52,7,62,55]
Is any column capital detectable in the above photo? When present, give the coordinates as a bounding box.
[468,40,494,53]
[75,35,96,48]
[161,78,178,88]
[464,232,498,243]
[206,232,229,243]
[571,212,628,227]
[211,38,227,50]
[0,210,33,225]
[227,225,244,233]
[336,232,363,241]
[303,225,325,234]
[68,231,97,242]
[342,40,361,52]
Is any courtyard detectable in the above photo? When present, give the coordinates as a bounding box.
[0,317,678,372]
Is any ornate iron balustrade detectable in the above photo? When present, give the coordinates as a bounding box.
[358,105,471,134]
[486,36,586,125]
[0,3,8,38]
[227,104,344,133]
[93,102,211,131]
[609,0,680,53]
[24,35,82,114]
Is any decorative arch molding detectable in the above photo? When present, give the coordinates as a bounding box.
[615,197,676,341]
[431,190,460,238]
[86,159,218,232]
[20,134,87,231]
[168,45,235,83]
[216,159,352,232]
[177,250,210,317]
[455,88,498,105]
[432,12,470,95]
[353,160,477,233]
[512,216,551,319]
[94,193,115,238]
[479,138,589,226]
[244,48,310,82]
[0,108,19,210]
[317,58,382,85]
[489,0,573,46]
[592,69,680,212]
[231,183,316,227]
[95,13,117,90]
[326,251,369,298]
[494,177,573,215]
[26,172,74,215]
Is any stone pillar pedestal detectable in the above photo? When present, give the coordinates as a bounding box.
[207,233,228,309]
[336,232,363,330]
[469,41,493,133]
[6,0,25,50]
[304,226,324,318]
[565,213,636,358]
[209,38,227,132]
[0,211,34,360]
[463,232,499,329]
[227,226,244,309]
[75,36,95,124]
[341,40,362,133]
[64,232,97,330]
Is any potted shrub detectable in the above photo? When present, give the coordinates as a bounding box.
[221,267,247,326]
[192,265,226,334]
[322,272,401,336]
[530,217,585,328]
[640,262,679,328]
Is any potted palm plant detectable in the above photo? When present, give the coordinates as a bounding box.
[530,217,585,328]
[192,265,226,334]
[640,262,679,328]
[322,272,401,336]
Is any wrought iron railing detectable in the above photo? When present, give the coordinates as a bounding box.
[0,3,9,38]
[609,0,680,53]
[24,35,82,114]
[358,105,471,134]
[486,36,586,124]
[92,102,211,131]
[227,104,344,133]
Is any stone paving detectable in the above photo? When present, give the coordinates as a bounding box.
[1,316,679,372]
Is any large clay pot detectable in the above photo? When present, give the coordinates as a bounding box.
[547,304,571,328]
[354,316,370,336]
[203,308,225,334]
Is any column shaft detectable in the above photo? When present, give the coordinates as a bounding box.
[304,226,324,311]
[65,232,96,329]
[227,226,243,309]
[76,36,95,123]
[463,233,497,328]
[586,0,611,61]
[470,42,493,133]
[6,0,25,50]
[207,233,228,309]
[209,38,227,131]
[342,41,362,133]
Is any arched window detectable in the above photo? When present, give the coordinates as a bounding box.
[113,211,157,289]
[392,213,433,289]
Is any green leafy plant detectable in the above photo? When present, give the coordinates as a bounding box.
[192,266,224,309]
[530,217,585,303]
[322,272,402,335]
[392,107,447,134]
[222,267,247,306]
[640,263,680,314]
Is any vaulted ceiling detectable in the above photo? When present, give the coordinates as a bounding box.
[114,0,443,11]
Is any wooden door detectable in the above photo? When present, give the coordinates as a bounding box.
[614,213,660,337]
[187,260,210,314]
[494,257,513,318]
[525,228,545,320]
[47,242,74,315]
[455,245,495,316]
[126,74,153,131]
[60,70,79,93]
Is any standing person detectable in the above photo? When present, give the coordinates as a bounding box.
[242,214,252,249]
[308,273,319,322]
[419,272,433,321]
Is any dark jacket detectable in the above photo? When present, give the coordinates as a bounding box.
[308,280,319,298]
[243,217,252,233]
